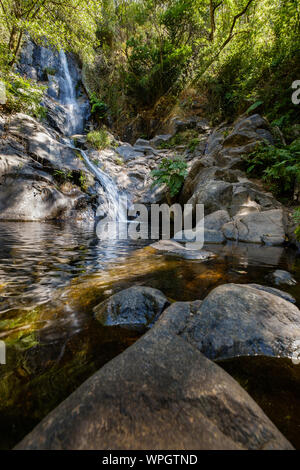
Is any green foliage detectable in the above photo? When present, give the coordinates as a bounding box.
[245,101,264,115]
[0,0,101,66]
[245,139,300,198]
[0,72,46,118]
[53,169,73,183]
[293,208,300,242]
[90,93,108,119]
[87,129,111,150]
[79,171,88,192]
[188,137,200,152]
[151,156,188,197]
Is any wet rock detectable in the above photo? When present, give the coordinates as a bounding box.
[94,286,169,332]
[16,298,293,450]
[151,240,216,260]
[181,283,300,361]
[223,209,286,245]
[266,270,297,287]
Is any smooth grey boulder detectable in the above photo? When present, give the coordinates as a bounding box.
[15,299,293,450]
[223,209,286,245]
[181,283,300,360]
[94,286,170,332]
[266,270,297,287]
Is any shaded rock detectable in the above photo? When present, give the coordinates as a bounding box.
[174,211,229,244]
[16,298,293,450]
[188,180,233,215]
[134,138,150,146]
[94,286,169,332]
[149,134,173,148]
[223,209,286,245]
[204,209,230,230]
[181,283,300,360]
[266,270,297,287]
[151,240,216,260]
[248,284,296,304]
[223,114,273,147]
[172,117,209,134]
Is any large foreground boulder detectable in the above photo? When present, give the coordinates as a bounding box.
[94,286,170,332]
[16,297,292,450]
[181,283,300,360]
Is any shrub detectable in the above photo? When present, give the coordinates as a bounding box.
[151,156,188,197]
[87,129,111,150]
[90,93,108,119]
[245,139,300,198]
[0,72,46,118]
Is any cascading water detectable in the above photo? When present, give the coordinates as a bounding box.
[59,49,126,222]
[71,146,127,222]
[58,50,84,136]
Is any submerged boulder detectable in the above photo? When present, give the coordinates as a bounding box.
[94,286,169,332]
[151,240,216,260]
[181,283,300,361]
[266,269,297,286]
[16,297,293,450]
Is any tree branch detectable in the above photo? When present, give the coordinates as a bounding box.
[219,0,255,52]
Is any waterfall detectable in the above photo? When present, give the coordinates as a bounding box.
[59,49,126,223]
[77,147,127,222]
[58,50,84,136]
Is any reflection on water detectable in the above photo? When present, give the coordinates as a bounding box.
[219,356,300,450]
[0,221,299,449]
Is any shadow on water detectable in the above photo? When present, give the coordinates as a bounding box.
[0,221,299,448]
